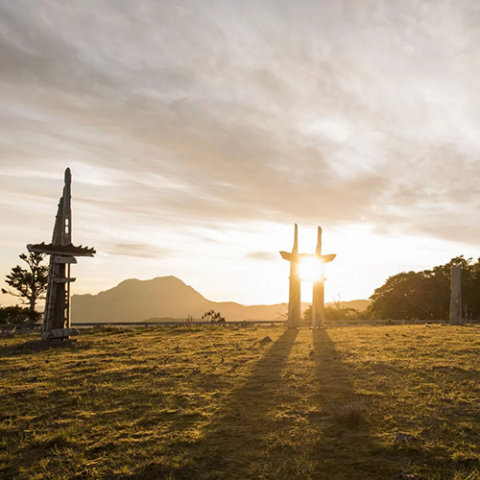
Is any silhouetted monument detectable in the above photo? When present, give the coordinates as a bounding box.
[28,168,95,341]
[449,265,462,325]
[280,224,302,328]
[280,225,336,328]
[311,227,336,328]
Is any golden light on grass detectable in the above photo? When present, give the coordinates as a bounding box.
[299,256,323,281]
[2,324,479,479]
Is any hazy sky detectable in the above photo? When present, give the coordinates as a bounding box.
[2,0,480,306]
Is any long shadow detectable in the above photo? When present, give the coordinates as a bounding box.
[127,328,299,480]
[308,329,399,479]
[308,330,477,480]
[124,328,471,479]
[184,327,299,479]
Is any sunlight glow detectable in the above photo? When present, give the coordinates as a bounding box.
[299,256,323,281]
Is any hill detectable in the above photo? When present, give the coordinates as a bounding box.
[71,276,310,323]
[2,324,479,479]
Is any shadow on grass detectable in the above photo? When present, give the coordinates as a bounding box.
[125,328,299,480]
[308,328,399,480]
[126,329,401,480]
[120,328,477,480]
[308,330,479,480]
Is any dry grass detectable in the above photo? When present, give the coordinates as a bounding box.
[326,399,365,428]
[1,324,480,479]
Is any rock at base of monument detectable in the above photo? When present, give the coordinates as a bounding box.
[41,328,79,342]
[23,338,78,350]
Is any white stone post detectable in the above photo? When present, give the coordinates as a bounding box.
[449,265,462,325]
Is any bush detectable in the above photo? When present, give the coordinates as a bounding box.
[201,310,226,323]
[303,305,361,322]
[0,305,39,324]
[326,400,365,428]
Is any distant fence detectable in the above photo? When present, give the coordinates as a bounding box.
[324,319,449,327]
[72,320,287,328]
[72,319,452,328]
[2,318,460,334]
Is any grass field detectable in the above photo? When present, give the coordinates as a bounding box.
[2,324,480,479]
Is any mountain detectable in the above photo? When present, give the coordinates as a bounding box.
[71,276,370,323]
[71,276,302,323]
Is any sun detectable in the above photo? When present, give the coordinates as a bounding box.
[299,256,324,281]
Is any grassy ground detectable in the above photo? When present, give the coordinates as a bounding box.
[2,324,480,479]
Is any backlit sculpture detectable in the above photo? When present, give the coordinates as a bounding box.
[28,168,95,341]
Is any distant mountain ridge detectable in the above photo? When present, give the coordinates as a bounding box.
[71,276,369,323]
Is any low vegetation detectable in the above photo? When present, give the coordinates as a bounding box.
[2,324,480,479]
[367,256,480,320]
[1,252,48,323]
[0,306,38,325]
[303,303,365,322]
[201,310,226,323]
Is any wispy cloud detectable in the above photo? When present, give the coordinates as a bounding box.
[245,251,278,261]
[1,0,480,301]
[104,243,171,259]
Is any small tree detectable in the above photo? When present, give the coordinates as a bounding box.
[202,310,226,323]
[2,252,48,323]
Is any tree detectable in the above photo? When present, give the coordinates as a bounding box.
[202,310,226,323]
[2,252,48,323]
[366,256,480,321]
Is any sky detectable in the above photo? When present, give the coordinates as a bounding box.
[2,0,480,307]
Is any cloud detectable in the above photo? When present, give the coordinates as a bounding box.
[1,0,480,248]
[245,251,278,261]
[104,243,170,259]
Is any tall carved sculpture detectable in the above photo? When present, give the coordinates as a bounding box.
[280,224,302,328]
[27,168,95,341]
[280,225,336,328]
[311,227,336,328]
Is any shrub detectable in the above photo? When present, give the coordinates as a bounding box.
[326,400,365,428]
[201,310,226,323]
[0,305,37,324]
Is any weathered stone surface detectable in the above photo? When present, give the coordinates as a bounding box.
[280,224,302,328]
[281,225,336,328]
[450,265,462,325]
[312,227,336,328]
[312,280,325,328]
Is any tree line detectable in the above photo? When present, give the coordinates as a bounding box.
[305,256,479,322]
[2,253,479,324]
[366,256,479,321]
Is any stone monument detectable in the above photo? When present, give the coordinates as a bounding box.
[449,264,462,325]
[280,224,302,328]
[311,227,336,328]
[280,225,336,328]
[27,168,95,341]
